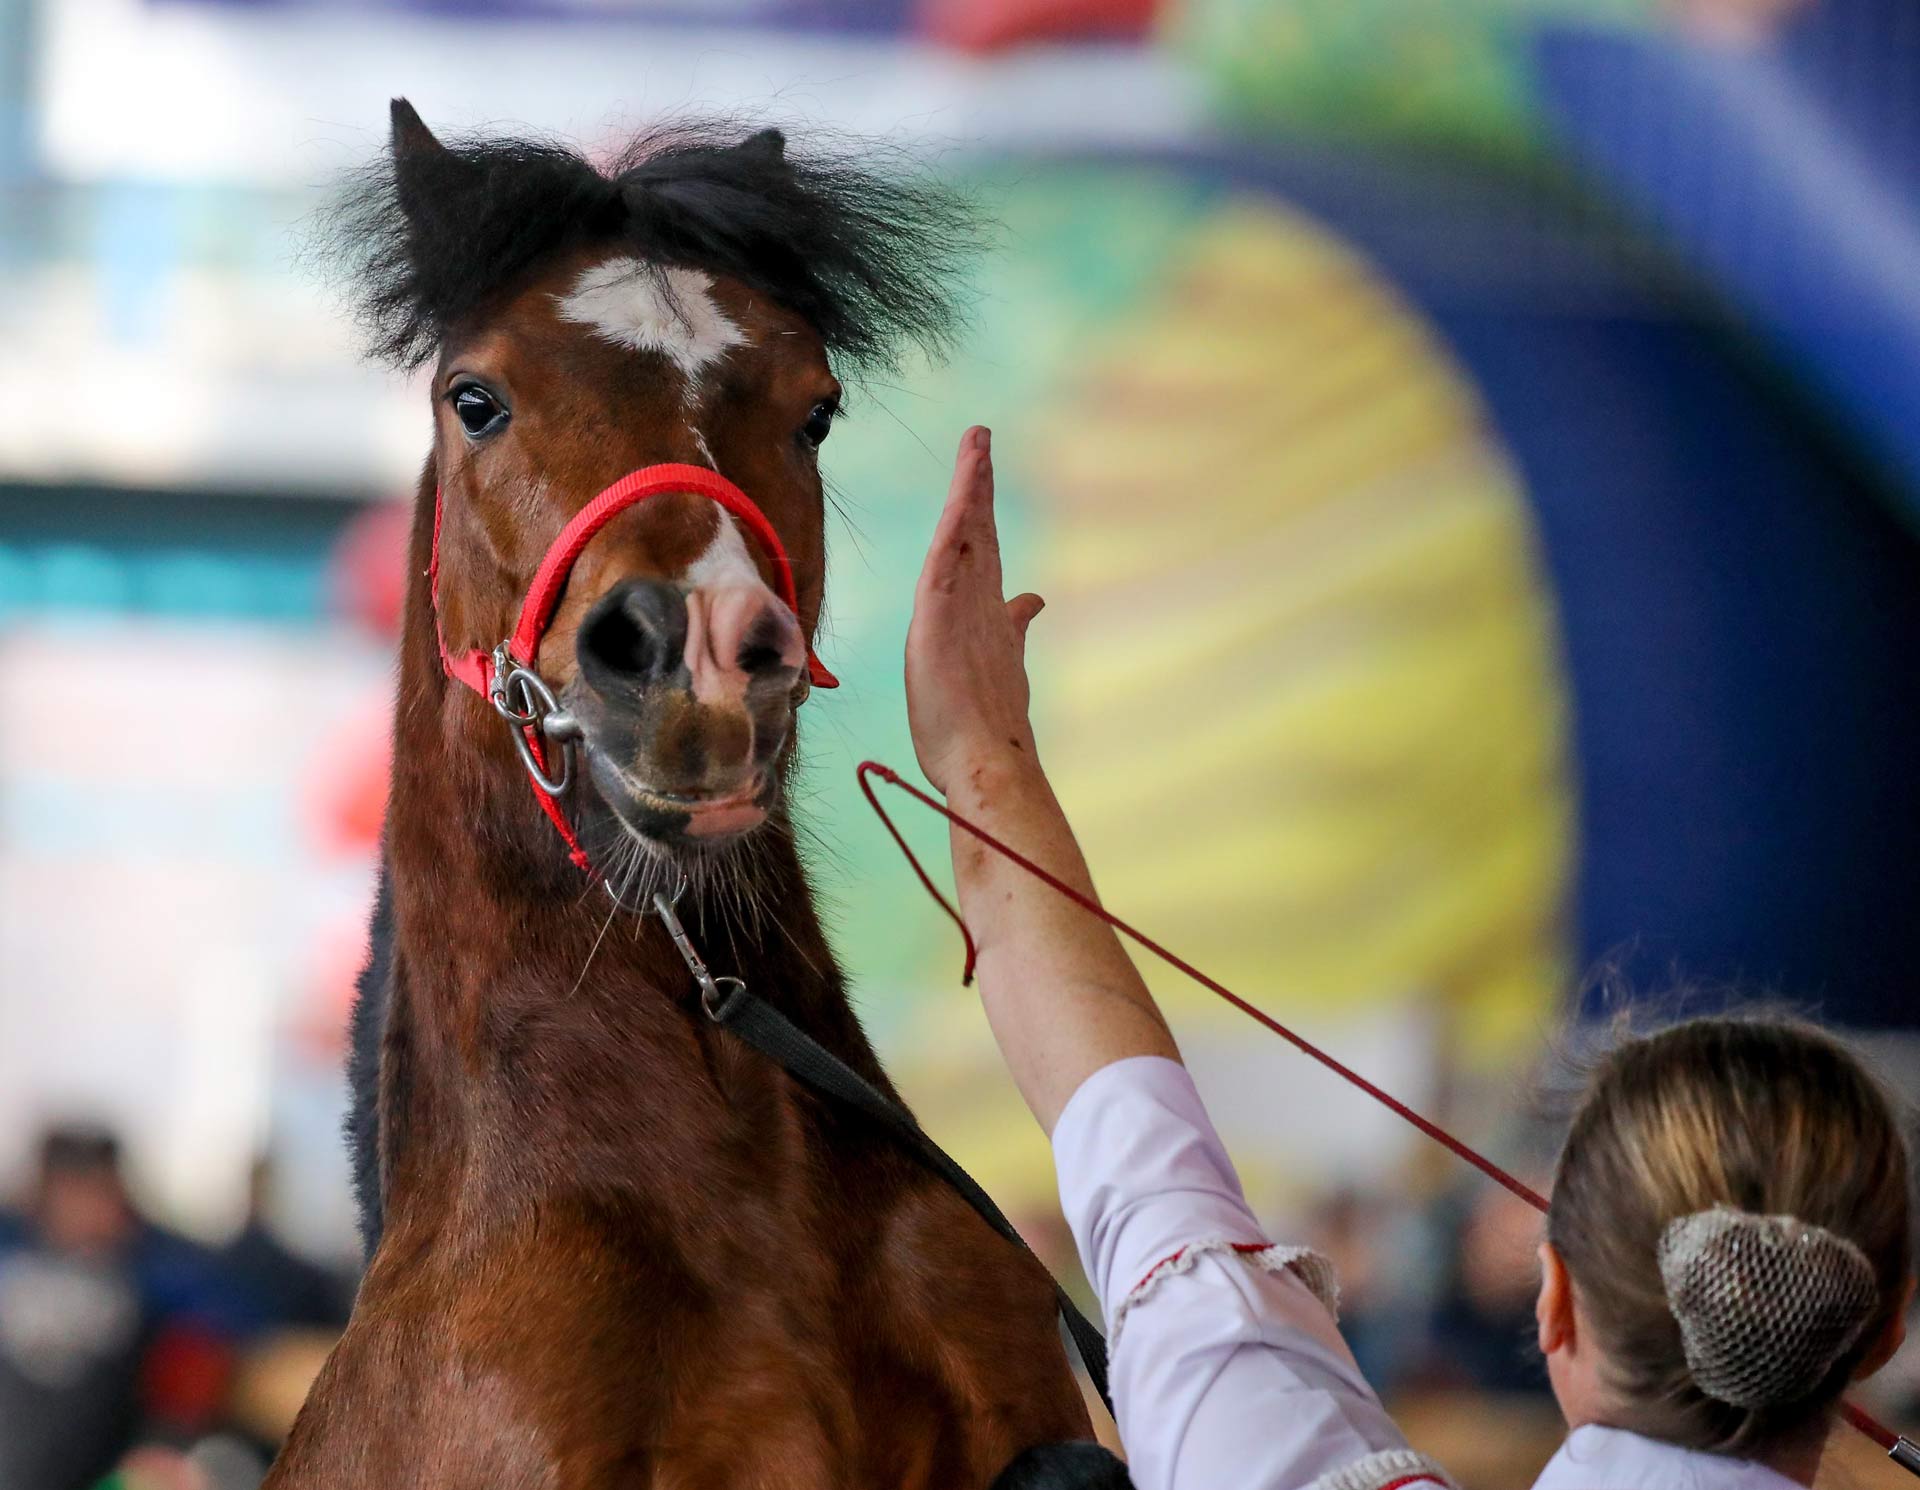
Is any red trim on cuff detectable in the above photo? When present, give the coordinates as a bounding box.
[1130,1240,1274,1296]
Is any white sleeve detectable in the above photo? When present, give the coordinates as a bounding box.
[1051,1056,1455,1490]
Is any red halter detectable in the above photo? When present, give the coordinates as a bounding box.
[431,462,838,872]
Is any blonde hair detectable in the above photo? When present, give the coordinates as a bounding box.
[1546,1015,1912,1455]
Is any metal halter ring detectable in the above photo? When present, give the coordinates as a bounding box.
[488,645,579,797]
[701,975,748,1021]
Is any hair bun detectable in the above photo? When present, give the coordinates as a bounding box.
[1658,1206,1880,1412]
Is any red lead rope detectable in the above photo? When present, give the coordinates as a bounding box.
[853,759,1911,1462]
[855,760,1548,1211]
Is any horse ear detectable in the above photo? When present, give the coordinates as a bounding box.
[737,128,788,167]
[389,97,474,234]
[390,97,442,159]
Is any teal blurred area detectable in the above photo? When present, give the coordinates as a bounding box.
[0,488,359,621]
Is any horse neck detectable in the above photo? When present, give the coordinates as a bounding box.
[373,485,861,1222]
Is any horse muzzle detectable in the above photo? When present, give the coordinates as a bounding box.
[568,575,801,844]
[435,463,835,873]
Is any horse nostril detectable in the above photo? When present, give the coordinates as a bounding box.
[736,610,804,684]
[737,643,784,676]
[578,579,687,693]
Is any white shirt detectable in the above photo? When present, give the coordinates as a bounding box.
[1050,1056,1807,1490]
[1535,1425,1803,1490]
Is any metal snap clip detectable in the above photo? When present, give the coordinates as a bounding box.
[650,880,744,1019]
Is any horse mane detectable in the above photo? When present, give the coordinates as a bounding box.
[323,105,982,373]
[346,861,393,1255]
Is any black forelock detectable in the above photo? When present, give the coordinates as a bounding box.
[323,103,982,375]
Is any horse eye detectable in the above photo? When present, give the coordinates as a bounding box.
[451,384,508,438]
[800,399,837,449]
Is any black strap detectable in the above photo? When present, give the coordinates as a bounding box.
[703,978,1113,1416]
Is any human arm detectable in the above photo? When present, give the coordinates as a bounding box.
[1054,1056,1450,1490]
[904,429,1451,1490]
[904,426,1178,1136]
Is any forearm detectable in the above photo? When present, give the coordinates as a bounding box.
[945,752,1180,1134]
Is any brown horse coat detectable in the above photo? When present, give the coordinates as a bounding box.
[265,103,1093,1488]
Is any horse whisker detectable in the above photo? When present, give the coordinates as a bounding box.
[565,894,622,1002]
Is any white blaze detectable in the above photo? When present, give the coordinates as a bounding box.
[557,260,747,381]
[682,505,763,592]
[687,425,718,470]
[681,506,780,709]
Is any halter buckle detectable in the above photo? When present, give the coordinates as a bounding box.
[489,642,579,797]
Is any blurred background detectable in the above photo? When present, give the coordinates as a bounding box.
[0,0,1916,1485]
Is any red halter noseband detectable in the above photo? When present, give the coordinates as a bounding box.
[431,462,838,872]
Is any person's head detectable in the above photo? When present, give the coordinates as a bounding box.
[1538,1016,1914,1464]
[31,1123,135,1258]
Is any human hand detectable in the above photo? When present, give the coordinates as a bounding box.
[905,427,1046,797]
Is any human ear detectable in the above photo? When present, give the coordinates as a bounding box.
[1537,1240,1575,1357]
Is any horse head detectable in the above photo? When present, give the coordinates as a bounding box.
[341,100,971,872]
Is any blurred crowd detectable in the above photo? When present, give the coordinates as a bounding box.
[0,1127,350,1490]
[7,1103,1916,1489]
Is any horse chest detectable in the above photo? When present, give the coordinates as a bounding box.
[324,915,1091,1483]
[275,1188,941,1490]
